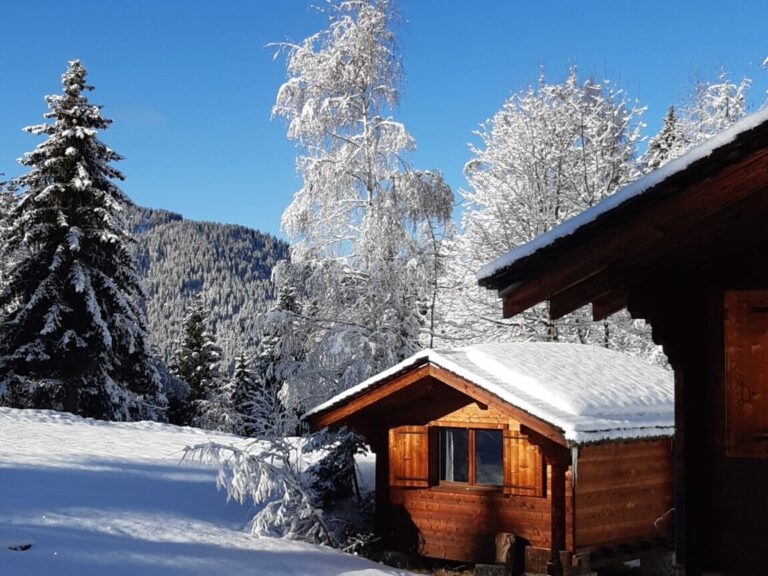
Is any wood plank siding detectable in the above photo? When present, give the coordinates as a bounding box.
[574,439,673,549]
[383,399,564,563]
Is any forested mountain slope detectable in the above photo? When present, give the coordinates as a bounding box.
[124,205,289,369]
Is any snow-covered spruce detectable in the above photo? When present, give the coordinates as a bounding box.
[641,68,751,173]
[0,177,15,298]
[643,106,688,173]
[0,60,164,420]
[230,352,257,435]
[171,294,235,430]
[267,0,454,413]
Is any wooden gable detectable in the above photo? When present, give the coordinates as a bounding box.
[307,361,568,449]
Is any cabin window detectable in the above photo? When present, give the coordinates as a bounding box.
[475,429,504,485]
[438,427,503,486]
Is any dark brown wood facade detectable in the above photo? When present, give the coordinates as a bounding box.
[308,364,673,574]
[478,116,768,575]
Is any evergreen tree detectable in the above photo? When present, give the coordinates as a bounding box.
[643,106,688,172]
[255,273,308,435]
[172,294,222,426]
[0,176,15,296]
[230,352,258,435]
[0,60,164,420]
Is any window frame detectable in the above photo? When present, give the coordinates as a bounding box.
[435,426,504,489]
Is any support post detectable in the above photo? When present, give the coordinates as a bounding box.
[520,425,571,576]
[547,458,567,576]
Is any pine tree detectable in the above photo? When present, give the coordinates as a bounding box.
[643,106,688,172]
[171,294,223,426]
[0,176,15,296]
[230,352,259,435]
[0,60,164,420]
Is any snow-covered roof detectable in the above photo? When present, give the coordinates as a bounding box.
[477,107,768,282]
[306,342,674,445]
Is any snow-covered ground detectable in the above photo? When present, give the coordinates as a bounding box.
[0,407,407,576]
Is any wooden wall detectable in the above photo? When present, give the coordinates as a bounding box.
[382,401,573,564]
[573,438,673,549]
[390,477,558,562]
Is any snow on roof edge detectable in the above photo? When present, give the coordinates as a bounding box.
[477,107,768,282]
[303,349,433,420]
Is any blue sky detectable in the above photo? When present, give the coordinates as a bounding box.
[0,1,766,238]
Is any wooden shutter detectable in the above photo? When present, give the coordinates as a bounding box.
[725,291,768,458]
[389,425,429,487]
[503,429,544,497]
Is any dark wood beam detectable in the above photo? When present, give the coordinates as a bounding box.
[548,273,615,320]
[592,290,628,321]
[520,425,571,576]
[548,458,569,576]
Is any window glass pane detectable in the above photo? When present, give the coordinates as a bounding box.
[439,428,468,482]
[475,429,503,485]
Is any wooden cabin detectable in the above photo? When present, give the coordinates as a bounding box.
[476,109,768,576]
[305,342,674,574]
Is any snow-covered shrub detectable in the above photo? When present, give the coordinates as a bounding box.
[183,428,373,553]
[306,428,376,555]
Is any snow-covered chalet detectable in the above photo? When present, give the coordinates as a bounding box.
[305,342,674,574]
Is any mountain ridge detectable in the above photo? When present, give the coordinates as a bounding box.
[124,204,289,371]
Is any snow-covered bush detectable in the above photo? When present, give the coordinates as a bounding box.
[183,427,373,552]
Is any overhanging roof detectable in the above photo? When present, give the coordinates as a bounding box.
[306,342,674,445]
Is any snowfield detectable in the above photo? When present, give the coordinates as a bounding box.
[0,407,407,576]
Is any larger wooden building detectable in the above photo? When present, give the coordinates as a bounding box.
[306,342,674,574]
[477,109,768,575]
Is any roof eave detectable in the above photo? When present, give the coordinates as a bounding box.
[478,112,768,294]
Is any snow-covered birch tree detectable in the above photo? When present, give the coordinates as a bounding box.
[681,68,750,146]
[0,60,165,420]
[443,68,661,361]
[641,68,751,173]
[267,0,454,410]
